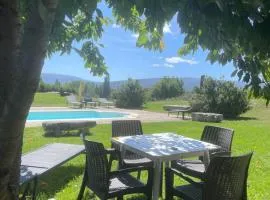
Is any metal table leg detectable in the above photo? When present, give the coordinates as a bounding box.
[152,160,162,200]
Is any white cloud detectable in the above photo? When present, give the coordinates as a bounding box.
[131,33,139,39]
[112,23,120,28]
[163,23,172,34]
[152,64,161,67]
[165,56,199,65]
[164,63,175,68]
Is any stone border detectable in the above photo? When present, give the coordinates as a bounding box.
[191,112,223,122]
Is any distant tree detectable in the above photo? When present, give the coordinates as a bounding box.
[38,79,46,92]
[54,80,61,92]
[152,77,184,100]
[191,77,250,118]
[78,81,86,100]
[114,79,145,108]
[84,82,96,98]
[102,75,111,98]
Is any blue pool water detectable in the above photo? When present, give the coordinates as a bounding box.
[27,111,127,121]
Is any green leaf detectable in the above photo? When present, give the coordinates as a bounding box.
[137,33,148,46]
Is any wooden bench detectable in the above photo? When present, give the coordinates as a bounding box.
[42,121,96,137]
[20,143,85,200]
[163,105,192,119]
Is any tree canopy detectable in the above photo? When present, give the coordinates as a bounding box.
[33,0,270,103]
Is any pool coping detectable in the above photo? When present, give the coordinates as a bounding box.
[26,107,181,127]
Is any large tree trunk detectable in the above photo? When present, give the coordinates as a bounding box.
[0,0,58,199]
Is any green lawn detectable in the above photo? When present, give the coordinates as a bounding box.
[22,99,270,199]
[144,98,190,113]
[32,92,67,107]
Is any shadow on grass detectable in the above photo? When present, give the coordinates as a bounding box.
[43,131,93,138]
[37,165,84,199]
[226,116,257,121]
[126,194,148,200]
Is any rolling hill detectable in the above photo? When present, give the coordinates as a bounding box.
[41,73,243,91]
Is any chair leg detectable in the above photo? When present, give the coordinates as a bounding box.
[108,156,113,171]
[77,174,87,200]
[146,192,152,200]
[21,182,31,200]
[32,176,38,200]
[137,170,141,180]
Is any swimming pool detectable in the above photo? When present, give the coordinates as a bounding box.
[27,110,128,121]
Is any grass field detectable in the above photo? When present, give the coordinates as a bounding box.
[32,92,67,107]
[22,99,270,199]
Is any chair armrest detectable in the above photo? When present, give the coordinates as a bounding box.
[106,148,121,159]
[166,167,203,188]
[211,151,231,157]
[109,166,152,176]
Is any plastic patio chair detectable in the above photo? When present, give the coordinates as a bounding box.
[77,140,153,200]
[166,152,253,200]
[171,125,234,183]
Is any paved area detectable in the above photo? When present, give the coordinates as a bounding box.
[26,107,183,127]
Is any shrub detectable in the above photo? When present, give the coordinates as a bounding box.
[191,77,250,118]
[114,79,145,108]
[152,77,184,100]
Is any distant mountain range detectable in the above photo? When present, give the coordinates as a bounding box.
[109,77,201,91]
[41,73,83,84]
[41,73,244,91]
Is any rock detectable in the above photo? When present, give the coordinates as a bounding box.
[191,112,223,122]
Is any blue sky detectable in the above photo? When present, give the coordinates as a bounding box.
[43,3,236,82]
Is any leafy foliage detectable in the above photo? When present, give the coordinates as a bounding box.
[22,0,270,102]
[191,77,250,118]
[107,0,270,103]
[113,78,145,108]
[152,77,184,100]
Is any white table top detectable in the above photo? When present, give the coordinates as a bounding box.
[112,133,220,161]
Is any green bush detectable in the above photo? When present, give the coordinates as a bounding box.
[191,77,250,118]
[152,77,184,100]
[114,79,145,108]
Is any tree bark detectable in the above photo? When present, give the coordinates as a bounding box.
[0,0,59,199]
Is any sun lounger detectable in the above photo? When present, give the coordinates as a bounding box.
[66,95,82,108]
[20,143,85,200]
[163,105,192,119]
[98,98,114,107]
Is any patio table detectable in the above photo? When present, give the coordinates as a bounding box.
[112,133,220,200]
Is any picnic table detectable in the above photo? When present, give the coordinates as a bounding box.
[112,133,220,200]
[20,143,85,200]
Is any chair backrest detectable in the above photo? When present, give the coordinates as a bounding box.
[201,125,234,152]
[204,153,253,200]
[83,140,109,196]
[111,120,143,159]
[112,120,143,137]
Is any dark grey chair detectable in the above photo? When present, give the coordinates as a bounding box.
[171,125,234,182]
[77,140,153,200]
[166,153,253,200]
[108,120,153,173]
